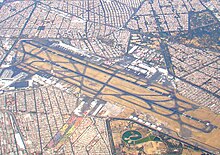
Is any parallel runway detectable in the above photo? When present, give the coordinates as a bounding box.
[16,40,216,134]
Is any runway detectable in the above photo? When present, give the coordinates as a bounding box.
[15,39,217,134]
